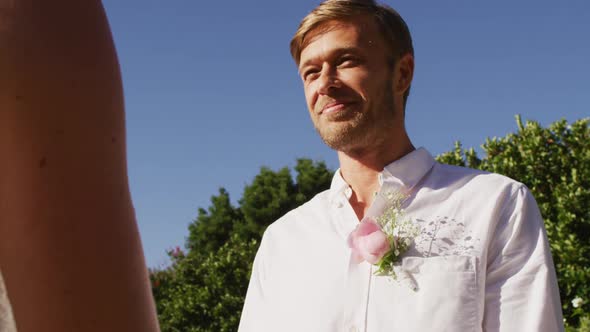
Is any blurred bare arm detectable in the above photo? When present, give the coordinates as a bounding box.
[0,1,160,331]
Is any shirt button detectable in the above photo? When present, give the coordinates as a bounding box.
[349,326,359,332]
[335,201,344,208]
[344,187,352,198]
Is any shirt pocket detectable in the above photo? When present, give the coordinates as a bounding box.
[368,255,480,332]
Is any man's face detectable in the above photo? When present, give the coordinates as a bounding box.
[298,17,400,153]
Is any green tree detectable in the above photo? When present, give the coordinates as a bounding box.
[152,159,333,332]
[186,188,243,254]
[438,116,590,329]
[151,235,258,332]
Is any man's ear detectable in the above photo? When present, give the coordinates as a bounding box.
[394,53,414,96]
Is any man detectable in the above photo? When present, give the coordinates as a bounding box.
[239,0,563,331]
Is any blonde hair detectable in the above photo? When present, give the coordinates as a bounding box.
[290,0,414,104]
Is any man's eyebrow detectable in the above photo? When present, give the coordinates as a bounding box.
[299,46,363,72]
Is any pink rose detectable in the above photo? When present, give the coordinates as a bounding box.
[347,217,390,264]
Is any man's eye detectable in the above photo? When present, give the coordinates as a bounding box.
[338,56,358,67]
[303,69,320,81]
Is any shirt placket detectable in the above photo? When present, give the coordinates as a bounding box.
[332,188,373,332]
[331,175,407,332]
[361,177,407,332]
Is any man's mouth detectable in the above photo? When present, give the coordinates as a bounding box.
[319,100,357,115]
[322,102,346,114]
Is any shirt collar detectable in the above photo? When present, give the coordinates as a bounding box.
[381,147,435,190]
[328,168,352,204]
[328,147,435,204]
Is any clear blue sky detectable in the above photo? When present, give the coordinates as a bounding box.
[101,1,589,268]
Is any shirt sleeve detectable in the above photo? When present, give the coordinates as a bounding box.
[238,231,272,332]
[0,272,17,332]
[484,184,564,331]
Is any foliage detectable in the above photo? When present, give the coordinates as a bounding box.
[566,314,590,332]
[151,159,333,332]
[151,236,258,332]
[438,116,590,329]
[186,188,242,254]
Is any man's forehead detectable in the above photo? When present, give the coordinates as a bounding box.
[299,18,379,65]
[304,21,355,47]
[303,17,375,49]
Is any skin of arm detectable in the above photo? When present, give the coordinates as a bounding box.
[0,1,160,331]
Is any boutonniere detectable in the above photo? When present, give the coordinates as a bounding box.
[347,191,420,290]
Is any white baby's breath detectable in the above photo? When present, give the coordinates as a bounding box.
[572,297,584,308]
[373,190,420,286]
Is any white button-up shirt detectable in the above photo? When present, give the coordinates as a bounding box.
[239,148,563,331]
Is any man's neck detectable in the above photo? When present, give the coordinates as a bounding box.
[338,138,415,221]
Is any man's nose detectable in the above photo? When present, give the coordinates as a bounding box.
[317,68,341,95]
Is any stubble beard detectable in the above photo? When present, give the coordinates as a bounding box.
[314,107,372,153]
[313,81,397,154]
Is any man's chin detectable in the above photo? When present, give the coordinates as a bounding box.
[318,132,364,152]
[314,118,371,150]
